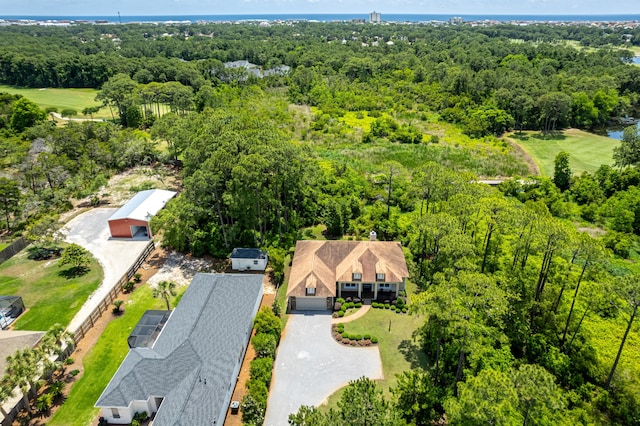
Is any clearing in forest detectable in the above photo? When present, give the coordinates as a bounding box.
[507,129,619,177]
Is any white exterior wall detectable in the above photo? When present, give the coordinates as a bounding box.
[231,258,268,271]
[100,398,156,424]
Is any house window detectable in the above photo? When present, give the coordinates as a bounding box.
[379,283,391,291]
[344,283,357,290]
[352,272,362,281]
[111,408,121,419]
[306,287,316,296]
[253,260,259,265]
[376,273,385,281]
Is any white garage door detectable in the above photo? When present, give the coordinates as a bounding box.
[294,296,329,311]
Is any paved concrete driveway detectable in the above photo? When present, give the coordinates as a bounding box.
[61,208,151,332]
[264,312,383,425]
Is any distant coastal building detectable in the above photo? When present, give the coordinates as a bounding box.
[370,11,382,24]
[449,16,464,25]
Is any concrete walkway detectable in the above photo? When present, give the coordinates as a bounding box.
[62,208,150,333]
[331,305,371,324]
[264,313,383,426]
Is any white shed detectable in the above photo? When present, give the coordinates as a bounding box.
[230,248,268,271]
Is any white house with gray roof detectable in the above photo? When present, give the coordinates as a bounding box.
[95,273,263,425]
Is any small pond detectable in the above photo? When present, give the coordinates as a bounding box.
[604,122,640,140]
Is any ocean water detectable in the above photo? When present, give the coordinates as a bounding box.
[2,14,640,24]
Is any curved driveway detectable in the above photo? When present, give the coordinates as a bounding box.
[62,208,150,333]
[264,312,383,425]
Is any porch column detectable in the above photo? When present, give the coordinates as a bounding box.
[358,282,362,298]
[338,282,342,297]
[374,283,378,300]
[395,283,399,298]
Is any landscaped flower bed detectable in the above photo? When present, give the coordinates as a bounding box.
[331,323,378,346]
[332,297,363,318]
[371,296,408,314]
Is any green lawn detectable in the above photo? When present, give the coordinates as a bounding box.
[321,302,428,411]
[0,249,102,331]
[509,129,619,177]
[48,285,182,426]
[0,84,111,119]
[0,242,9,251]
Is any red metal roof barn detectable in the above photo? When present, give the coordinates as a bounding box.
[108,189,177,239]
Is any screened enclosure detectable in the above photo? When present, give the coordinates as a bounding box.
[0,296,24,329]
[127,310,171,348]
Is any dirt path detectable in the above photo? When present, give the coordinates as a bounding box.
[504,135,540,176]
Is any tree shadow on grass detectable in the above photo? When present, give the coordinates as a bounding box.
[535,131,567,141]
[58,266,89,279]
[398,338,429,370]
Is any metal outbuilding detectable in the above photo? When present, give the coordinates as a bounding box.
[107,189,177,239]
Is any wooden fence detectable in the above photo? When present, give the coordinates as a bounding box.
[71,240,155,344]
[0,237,28,264]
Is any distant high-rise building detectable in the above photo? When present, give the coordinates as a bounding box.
[370,11,382,24]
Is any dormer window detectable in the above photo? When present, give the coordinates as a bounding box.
[376,273,385,281]
[306,287,316,296]
[353,272,362,281]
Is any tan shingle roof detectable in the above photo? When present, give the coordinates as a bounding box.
[287,240,409,298]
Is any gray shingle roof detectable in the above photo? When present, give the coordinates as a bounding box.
[95,273,264,425]
[230,248,267,259]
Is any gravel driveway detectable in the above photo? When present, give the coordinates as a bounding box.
[61,208,151,333]
[264,313,383,425]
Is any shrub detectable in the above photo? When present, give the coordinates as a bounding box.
[45,106,58,113]
[247,379,269,405]
[396,297,405,308]
[396,308,402,313]
[27,246,62,260]
[36,393,53,412]
[60,108,77,117]
[335,334,343,341]
[364,334,371,340]
[349,334,357,340]
[345,297,353,303]
[336,297,345,304]
[131,421,141,426]
[112,300,124,314]
[123,281,135,293]
[250,357,273,385]
[241,394,266,426]
[371,337,379,344]
[49,381,65,398]
[342,332,349,339]
[64,357,74,365]
[334,302,342,311]
[254,306,282,342]
[355,334,363,341]
[133,412,149,421]
[70,369,80,376]
[134,273,142,282]
[338,311,344,317]
[384,303,390,309]
[355,302,362,308]
[402,307,408,313]
[252,333,277,358]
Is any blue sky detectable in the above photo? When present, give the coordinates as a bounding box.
[1,0,639,17]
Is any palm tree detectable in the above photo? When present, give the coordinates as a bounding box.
[153,280,177,311]
[0,377,14,419]
[5,349,40,415]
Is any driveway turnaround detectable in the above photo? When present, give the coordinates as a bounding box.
[264,312,383,426]
[62,208,151,333]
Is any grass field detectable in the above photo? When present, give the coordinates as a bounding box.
[48,285,177,426]
[0,249,102,331]
[0,84,111,119]
[508,129,619,177]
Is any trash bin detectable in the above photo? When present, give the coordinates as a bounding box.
[230,400,240,414]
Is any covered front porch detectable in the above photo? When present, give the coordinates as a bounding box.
[337,282,399,304]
